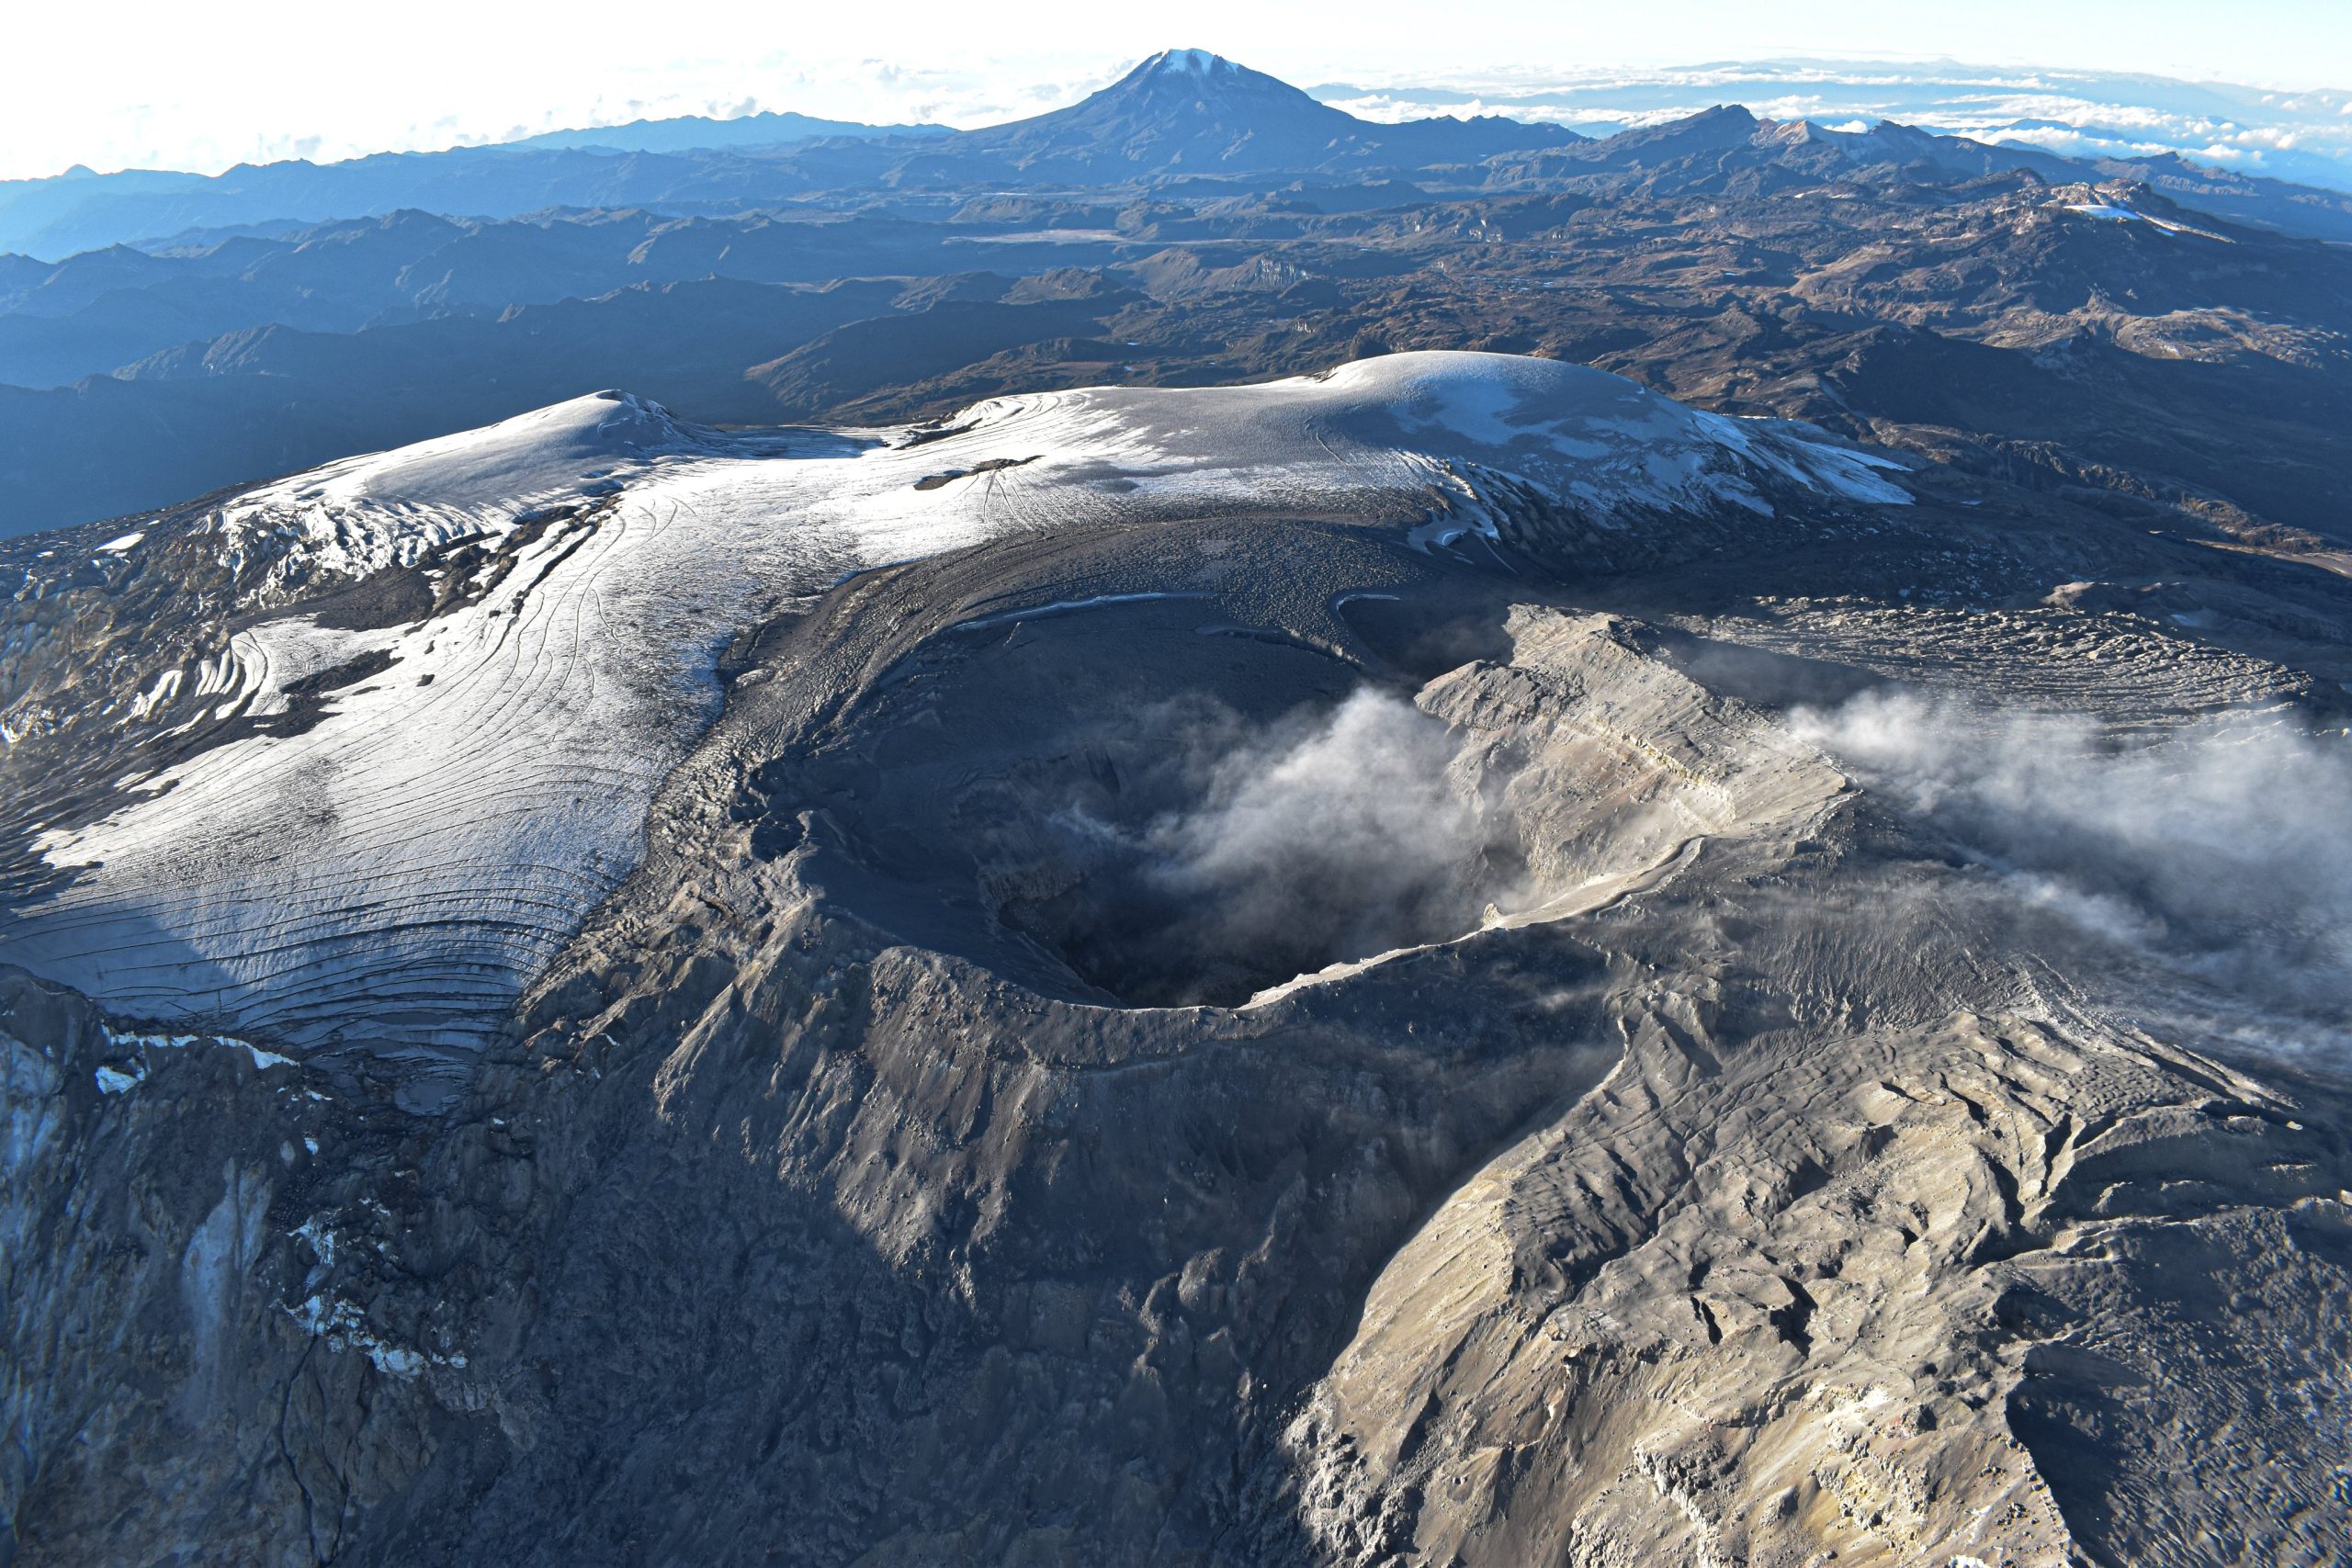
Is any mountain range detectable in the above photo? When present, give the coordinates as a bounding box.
[0,51,1580,260]
[12,49,2352,264]
[4,55,2351,547]
[506,110,954,155]
[1323,58,2352,194]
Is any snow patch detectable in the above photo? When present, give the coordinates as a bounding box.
[99,1023,299,1077]
[290,1214,336,1274]
[95,1063,146,1094]
[285,1292,466,1380]
[127,667,183,721]
[2061,200,2229,239]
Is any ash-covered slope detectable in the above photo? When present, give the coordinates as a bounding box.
[6,345,2351,1566]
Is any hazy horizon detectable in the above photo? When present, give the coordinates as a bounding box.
[6,0,2347,185]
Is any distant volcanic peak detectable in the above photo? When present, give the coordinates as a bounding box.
[1100,47,1319,110]
[960,46,1370,172]
[989,47,1583,173]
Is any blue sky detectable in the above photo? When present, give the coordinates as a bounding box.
[5,0,2346,180]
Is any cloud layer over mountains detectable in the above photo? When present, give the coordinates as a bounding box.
[1326,61,2352,192]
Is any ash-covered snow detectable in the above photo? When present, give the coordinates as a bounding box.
[1,353,1906,1102]
[2060,201,2228,240]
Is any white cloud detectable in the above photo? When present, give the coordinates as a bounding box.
[1327,62,2352,188]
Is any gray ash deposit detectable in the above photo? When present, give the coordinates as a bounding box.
[5,350,2350,1567]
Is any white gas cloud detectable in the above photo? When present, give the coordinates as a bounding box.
[1792,692,2352,1040]
[1144,688,1499,964]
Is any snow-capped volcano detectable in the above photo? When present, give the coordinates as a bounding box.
[953,48,1581,175]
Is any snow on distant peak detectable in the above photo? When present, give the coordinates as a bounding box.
[1144,49,1235,78]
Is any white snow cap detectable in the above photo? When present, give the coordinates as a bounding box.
[1145,49,1235,77]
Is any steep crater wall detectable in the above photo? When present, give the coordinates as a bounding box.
[759,590,1846,1010]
